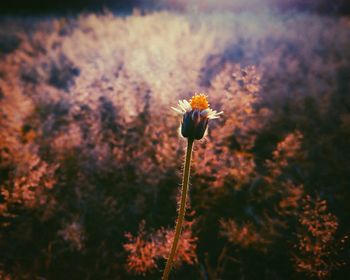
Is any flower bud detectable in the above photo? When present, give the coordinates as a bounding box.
[181,110,208,140]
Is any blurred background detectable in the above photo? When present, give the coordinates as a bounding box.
[1,0,350,279]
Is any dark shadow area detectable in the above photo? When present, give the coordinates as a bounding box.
[1,0,350,15]
[0,0,148,15]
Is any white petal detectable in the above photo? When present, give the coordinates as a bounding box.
[207,110,223,119]
[171,107,184,114]
[179,100,187,111]
[183,100,192,111]
[210,110,223,115]
[178,100,186,111]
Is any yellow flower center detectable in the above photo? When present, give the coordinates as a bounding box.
[189,93,209,110]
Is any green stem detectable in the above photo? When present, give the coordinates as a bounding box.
[162,139,194,280]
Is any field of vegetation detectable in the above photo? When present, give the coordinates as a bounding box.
[1,4,350,279]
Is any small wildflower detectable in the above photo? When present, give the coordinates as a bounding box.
[163,93,221,280]
[172,93,223,140]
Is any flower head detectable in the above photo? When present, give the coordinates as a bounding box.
[172,93,223,140]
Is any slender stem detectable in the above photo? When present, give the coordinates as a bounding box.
[162,139,194,280]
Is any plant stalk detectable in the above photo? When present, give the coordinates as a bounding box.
[162,138,194,280]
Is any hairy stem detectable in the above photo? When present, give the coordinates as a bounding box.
[162,139,194,280]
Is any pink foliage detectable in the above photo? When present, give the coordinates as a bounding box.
[124,220,197,275]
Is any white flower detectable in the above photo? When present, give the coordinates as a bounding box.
[172,93,223,140]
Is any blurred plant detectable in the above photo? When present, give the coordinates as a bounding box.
[1,154,58,209]
[220,219,270,249]
[265,130,303,182]
[58,220,85,251]
[124,219,197,276]
[293,195,347,279]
